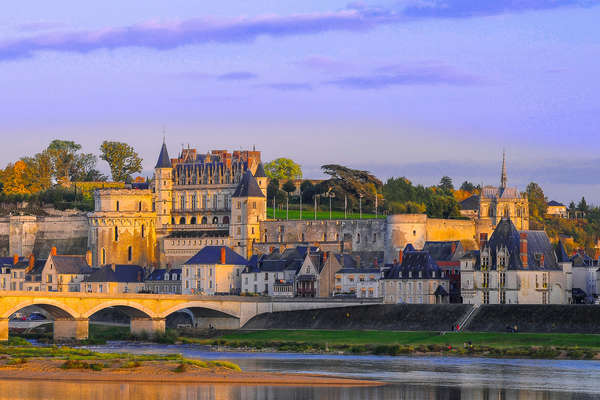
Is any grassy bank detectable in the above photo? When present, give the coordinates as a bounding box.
[181,330,600,360]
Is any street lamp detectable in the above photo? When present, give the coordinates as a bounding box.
[359,193,364,219]
[299,191,303,220]
[328,190,335,220]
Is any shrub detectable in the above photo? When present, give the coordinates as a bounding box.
[173,362,188,373]
[121,360,142,368]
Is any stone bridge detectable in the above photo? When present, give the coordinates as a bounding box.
[0,292,380,341]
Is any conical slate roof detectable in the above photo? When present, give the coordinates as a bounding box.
[155,142,171,168]
[254,162,267,178]
[232,170,265,198]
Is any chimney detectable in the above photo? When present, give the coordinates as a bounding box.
[323,252,328,263]
[269,246,274,253]
[398,250,403,265]
[85,250,92,266]
[111,263,116,272]
[374,258,378,267]
[12,254,19,266]
[51,246,57,256]
[520,233,528,268]
[27,254,35,271]
[221,247,226,264]
[539,254,545,268]
[479,233,488,250]
[137,271,142,282]
[451,242,457,254]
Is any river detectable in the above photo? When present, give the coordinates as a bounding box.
[1,342,599,399]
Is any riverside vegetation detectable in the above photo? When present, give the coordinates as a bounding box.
[0,336,241,373]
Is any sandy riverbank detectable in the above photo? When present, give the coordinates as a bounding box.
[0,359,382,386]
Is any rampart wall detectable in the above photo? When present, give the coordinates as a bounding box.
[0,215,89,258]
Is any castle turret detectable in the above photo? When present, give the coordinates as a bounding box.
[154,140,173,231]
[254,162,268,197]
[230,170,266,259]
[500,150,508,190]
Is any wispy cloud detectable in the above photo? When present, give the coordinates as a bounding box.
[325,63,484,89]
[402,0,598,19]
[0,1,595,61]
[260,82,313,91]
[217,71,258,81]
[293,55,352,73]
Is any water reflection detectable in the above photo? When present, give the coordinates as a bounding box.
[0,380,596,400]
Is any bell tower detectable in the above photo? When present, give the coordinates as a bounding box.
[154,140,173,231]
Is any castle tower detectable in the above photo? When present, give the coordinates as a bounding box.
[254,162,268,197]
[230,171,266,259]
[154,140,173,231]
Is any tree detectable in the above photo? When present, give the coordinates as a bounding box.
[100,141,143,183]
[46,140,89,184]
[438,176,454,195]
[578,197,589,213]
[300,180,315,203]
[526,182,547,229]
[459,181,478,192]
[264,158,302,181]
[282,180,296,196]
[320,164,383,212]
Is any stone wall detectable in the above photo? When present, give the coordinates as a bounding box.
[242,304,471,331]
[466,305,600,333]
[0,216,89,258]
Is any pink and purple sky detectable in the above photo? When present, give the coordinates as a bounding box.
[1,1,599,203]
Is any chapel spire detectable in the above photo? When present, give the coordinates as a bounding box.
[500,150,507,189]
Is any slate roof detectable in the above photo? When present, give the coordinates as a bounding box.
[460,195,480,211]
[383,251,445,280]
[51,255,93,274]
[555,241,570,263]
[184,246,248,266]
[481,186,521,199]
[155,142,172,168]
[254,162,267,178]
[84,265,144,283]
[422,241,462,262]
[145,268,182,281]
[232,170,265,198]
[482,218,559,270]
[0,257,24,267]
[548,200,565,207]
[243,246,320,274]
[571,250,597,267]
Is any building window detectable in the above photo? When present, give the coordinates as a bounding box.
[483,292,489,304]
[101,248,106,265]
[252,201,256,209]
[236,201,241,209]
[116,201,119,211]
[223,216,230,224]
[201,216,207,224]
[114,226,119,242]
[141,224,145,238]
[138,201,142,212]
[212,216,219,224]
[128,246,132,262]
[179,217,186,225]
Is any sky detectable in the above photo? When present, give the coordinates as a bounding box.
[0,1,599,204]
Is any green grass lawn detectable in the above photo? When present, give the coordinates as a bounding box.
[213,329,600,349]
[267,207,384,220]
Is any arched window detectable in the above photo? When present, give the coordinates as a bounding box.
[357,233,360,243]
[114,226,119,242]
[128,246,132,262]
[116,201,120,211]
[138,201,142,212]
[190,217,197,225]
[171,217,175,225]
[223,216,230,224]
[101,248,106,265]
[212,216,219,224]
[179,217,186,225]
[141,224,145,238]
[201,216,207,224]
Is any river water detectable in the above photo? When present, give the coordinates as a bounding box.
[2,342,600,399]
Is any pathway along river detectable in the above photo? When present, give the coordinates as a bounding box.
[2,342,600,399]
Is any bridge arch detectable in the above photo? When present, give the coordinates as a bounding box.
[2,299,79,320]
[83,300,158,319]
[159,302,240,320]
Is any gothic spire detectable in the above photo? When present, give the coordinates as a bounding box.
[500,150,507,189]
[155,141,171,169]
